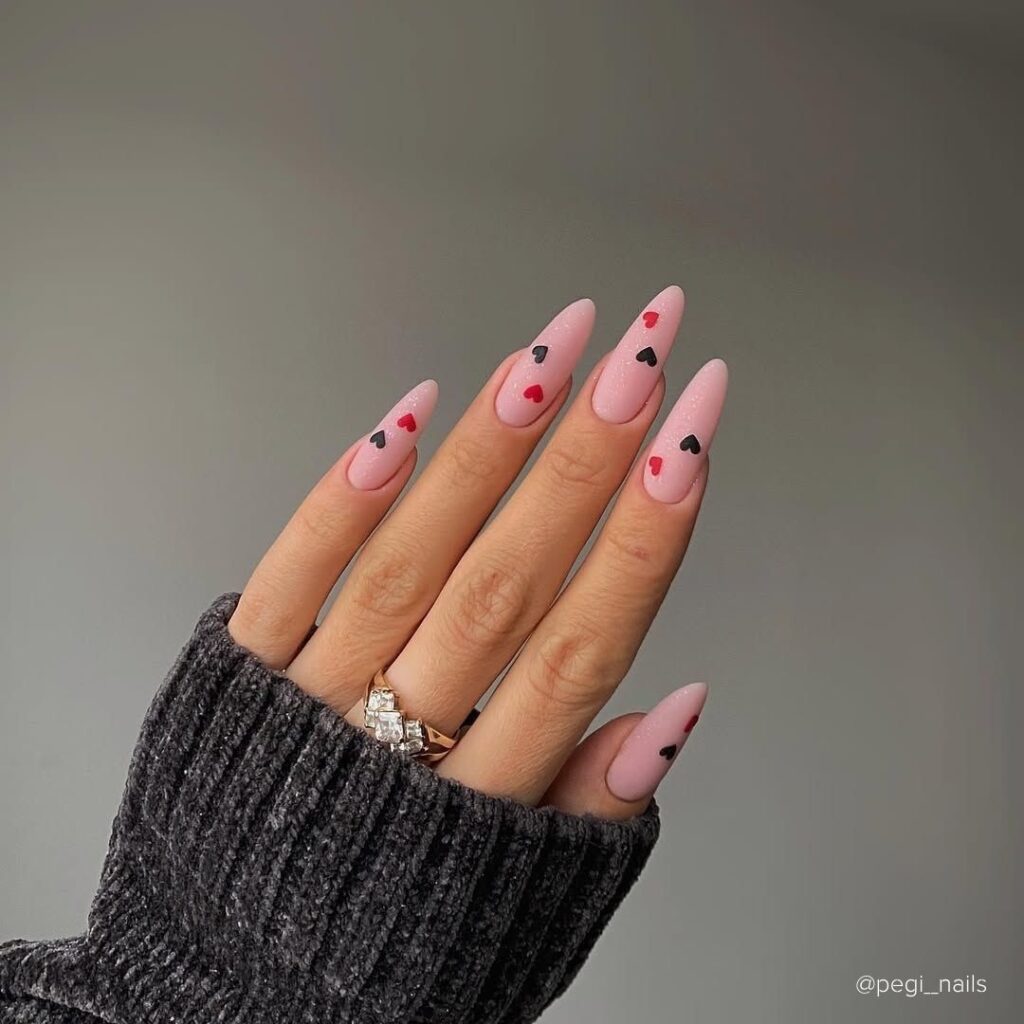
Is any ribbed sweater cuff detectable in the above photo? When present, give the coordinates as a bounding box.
[1,594,659,1023]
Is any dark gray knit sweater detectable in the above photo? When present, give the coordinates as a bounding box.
[0,595,659,1023]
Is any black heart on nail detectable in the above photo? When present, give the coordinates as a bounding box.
[532,345,548,364]
[679,434,701,455]
[659,744,678,761]
[370,430,386,449]
[635,346,658,367]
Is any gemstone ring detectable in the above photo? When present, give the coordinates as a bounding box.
[363,669,464,764]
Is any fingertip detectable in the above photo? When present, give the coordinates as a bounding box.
[542,713,645,818]
[348,379,437,490]
[605,682,709,805]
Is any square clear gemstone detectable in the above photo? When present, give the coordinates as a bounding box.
[375,709,405,745]
[367,689,396,712]
[403,720,425,754]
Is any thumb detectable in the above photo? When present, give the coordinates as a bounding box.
[542,683,708,820]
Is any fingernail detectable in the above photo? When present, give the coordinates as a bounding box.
[606,683,708,802]
[643,359,728,503]
[592,285,685,423]
[347,379,438,490]
[494,298,595,426]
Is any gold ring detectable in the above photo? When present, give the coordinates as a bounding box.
[363,669,463,764]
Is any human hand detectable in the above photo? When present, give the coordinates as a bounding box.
[229,286,726,820]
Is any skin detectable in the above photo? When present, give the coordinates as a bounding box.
[229,288,726,821]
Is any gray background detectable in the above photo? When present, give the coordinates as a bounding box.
[1,2,1021,1021]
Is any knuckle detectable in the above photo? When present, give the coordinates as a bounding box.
[442,436,499,487]
[348,543,428,620]
[542,442,608,490]
[231,584,295,660]
[525,622,610,716]
[294,499,347,549]
[446,559,532,647]
[600,521,665,584]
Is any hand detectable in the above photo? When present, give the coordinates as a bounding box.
[229,286,727,819]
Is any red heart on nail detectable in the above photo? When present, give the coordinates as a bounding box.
[642,310,659,328]
[396,413,417,432]
[524,384,544,403]
[648,455,663,476]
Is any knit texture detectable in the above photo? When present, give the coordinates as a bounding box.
[0,594,659,1023]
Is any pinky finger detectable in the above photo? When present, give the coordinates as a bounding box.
[542,683,708,820]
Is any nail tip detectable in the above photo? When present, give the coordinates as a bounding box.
[658,681,709,710]
[559,294,593,309]
[655,283,686,304]
[412,378,440,416]
[703,357,729,381]
[563,296,597,322]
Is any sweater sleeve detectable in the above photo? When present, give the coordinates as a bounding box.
[0,594,659,1024]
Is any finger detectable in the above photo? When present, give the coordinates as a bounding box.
[442,359,726,802]
[543,683,708,819]
[386,286,687,735]
[287,298,593,711]
[228,380,436,668]
[440,459,709,800]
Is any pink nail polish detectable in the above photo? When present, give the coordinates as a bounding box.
[347,380,438,490]
[643,359,728,503]
[592,285,685,423]
[605,683,708,802]
[494,298,595,426]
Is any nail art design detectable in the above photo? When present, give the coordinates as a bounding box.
[347,380,438,490]
[643,359,728,503]
[592,285,685,424]
[605,682,708,803]
[494,298,595,427]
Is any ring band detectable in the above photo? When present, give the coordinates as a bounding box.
[363,669,463,764]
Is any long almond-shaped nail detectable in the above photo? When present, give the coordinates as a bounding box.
[494,298,595,426]
[347,380,438,490]
[606,683,708,802]
[592,285,685,423]
[644,359,728,503]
